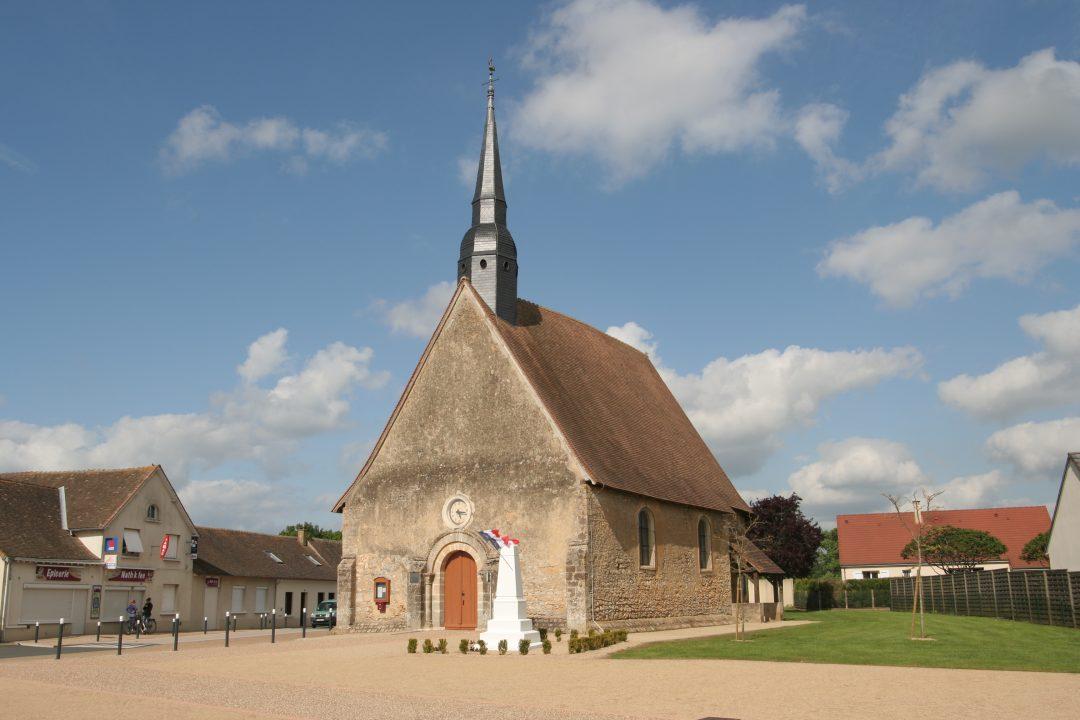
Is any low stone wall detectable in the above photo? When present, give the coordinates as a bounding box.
[733,602,784,623]
[588,613,734,633]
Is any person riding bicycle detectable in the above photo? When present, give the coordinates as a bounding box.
[126,599,138,631]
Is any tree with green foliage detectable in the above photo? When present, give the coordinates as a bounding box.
[902,525,1006,574]
[748,493,823,578]
[810,528,840,578]
[1020,531,1049,564]
[279,522,342,541]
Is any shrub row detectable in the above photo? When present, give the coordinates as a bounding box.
[793,578,891,610]
[568,629,628,653]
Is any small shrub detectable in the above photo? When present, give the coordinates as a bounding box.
[459,639,469,654]
[407,638,418,654]
[498,639,508,655]
[478,639,488,655]
[538,628,548,642]
[437,638,447,654]
[542,639,552,654]
[422,639,434,654]
[554,628,562,642]
[569,629,579,640]
[588,628,597,637]
[568,638,580,653]
[519,639,530,655]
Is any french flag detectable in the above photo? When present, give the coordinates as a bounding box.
[480,529,519,548]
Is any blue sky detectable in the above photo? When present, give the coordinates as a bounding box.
[2,1,1079,532]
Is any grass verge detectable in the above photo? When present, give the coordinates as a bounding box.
[611,609,1080,673]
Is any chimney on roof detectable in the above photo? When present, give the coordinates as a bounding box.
[297,527,307,546]
[58,486,69,531]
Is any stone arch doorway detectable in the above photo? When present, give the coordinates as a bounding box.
[443,551,478,629]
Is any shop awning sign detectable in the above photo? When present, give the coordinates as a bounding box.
[36,565,81,581]
[205,576,220,588]
[108,568,154,583]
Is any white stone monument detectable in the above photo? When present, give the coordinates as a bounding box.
[480,541,542,649]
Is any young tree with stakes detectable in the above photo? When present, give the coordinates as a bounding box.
[884,489,942,640]
[728,518,761,641]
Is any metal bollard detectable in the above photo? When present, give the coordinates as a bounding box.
[204,616,208,634]
[302,608,306,638]
[232,615,237,632]
[271,609,276,644]
[34,621,40,644]
[96,621,101,642]
[117,616,124,655]
[55,618,64,660]
[135,618,140,640]
[173,614,180,651]
[225,611,230,647]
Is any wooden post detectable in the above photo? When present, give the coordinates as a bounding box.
[1043,571,1053,626]
[1007,572,1015,620]
[951,573,958,615]
[871,588,875,609]
[844,586,848,610]
[1023,572,1033,623]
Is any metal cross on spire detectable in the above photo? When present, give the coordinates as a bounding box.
[487,57,497,104]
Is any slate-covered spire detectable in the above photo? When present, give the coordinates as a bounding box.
[459,60,517,324]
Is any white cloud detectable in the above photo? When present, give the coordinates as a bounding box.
[986,417,1080,476]
[0,142,36,173]
[935,470,1009,508]
[178,478,335,533]
[875,49,1080,192]
[788,438,926,514]
[939,304,1080,420]
[0,332,388,481]
[374,281,456,339]
[513,1,807,182]
[237,328,289,383]
[819,192,1080,307]
[794,103,860,192]
[160,105,386,175]
[607,322,923,475]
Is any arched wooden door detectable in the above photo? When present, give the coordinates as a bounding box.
[443,551,477,629]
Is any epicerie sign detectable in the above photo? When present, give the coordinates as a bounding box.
[36,566,81,581]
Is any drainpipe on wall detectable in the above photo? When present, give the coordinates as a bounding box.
[0,556,12,643]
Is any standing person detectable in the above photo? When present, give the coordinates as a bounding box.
[126,599,138,632]
[142,597,153,622]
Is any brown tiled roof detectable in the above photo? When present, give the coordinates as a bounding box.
[334,281,749,515]
[743,539,785,575]
[493,299,748,514]
[0,479,101,562]
[0,466,158,530]
[837,506,1052,570]
[194,527,339,581]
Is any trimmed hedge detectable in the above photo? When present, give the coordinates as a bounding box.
[568,629,628,653]
[794,578,891,610]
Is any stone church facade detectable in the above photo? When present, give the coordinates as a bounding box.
[332,67,755,633]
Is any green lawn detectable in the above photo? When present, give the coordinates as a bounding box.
[612,610,1080,673]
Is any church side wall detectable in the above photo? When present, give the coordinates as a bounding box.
[339,293,587,632]
[587,487,734,629]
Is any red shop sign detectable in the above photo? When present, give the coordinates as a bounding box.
[108,568,154,583]
[36,565,81,581]
[205,576,220,588]
[159,535,171,560]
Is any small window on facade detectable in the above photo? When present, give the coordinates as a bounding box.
[698,517,711,570]
[122,529,144,555]
[146,504,159,521]
[503,261,510,271]
[479,258,487,269]
[862,570,879,579]
[637,508,655,568]
[459,262,466,272]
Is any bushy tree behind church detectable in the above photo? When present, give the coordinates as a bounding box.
[748,494,823,578]
[279,522,342,541]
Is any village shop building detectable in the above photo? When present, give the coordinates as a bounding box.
[0,466,197,642]
[332,71,780,634]
[192,527,340,630]
[837,506,1051,581]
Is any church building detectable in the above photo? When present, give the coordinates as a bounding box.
[332,67,763,633]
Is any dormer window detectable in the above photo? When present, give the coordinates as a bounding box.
[265,551,284,564]
[306,555,322,566]
[146,504,159,522]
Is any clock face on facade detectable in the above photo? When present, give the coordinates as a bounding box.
[443,494,474,529]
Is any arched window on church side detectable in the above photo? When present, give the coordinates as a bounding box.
[698,517,711,570]
[638,508,655,568]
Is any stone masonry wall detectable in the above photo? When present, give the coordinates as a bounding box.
[587,486,734,625]
[339,290,588,631]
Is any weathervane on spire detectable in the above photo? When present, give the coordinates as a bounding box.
[487,57,497,101]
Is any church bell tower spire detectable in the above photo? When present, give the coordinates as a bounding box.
[458,59,517,324]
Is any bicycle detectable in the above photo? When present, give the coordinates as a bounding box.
[128,616,156,634]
